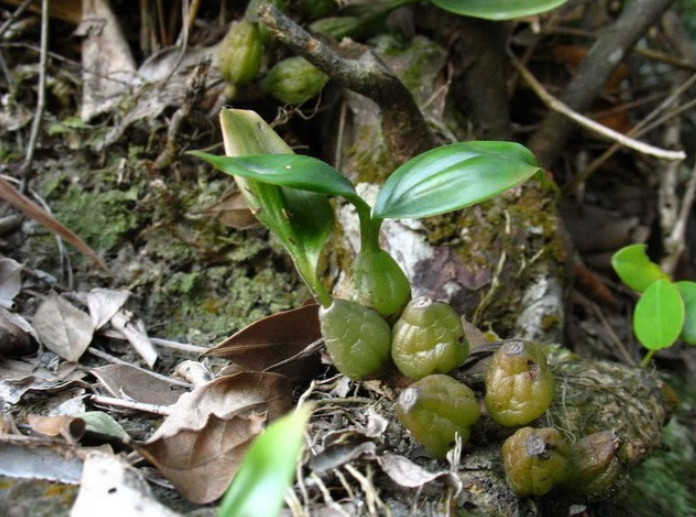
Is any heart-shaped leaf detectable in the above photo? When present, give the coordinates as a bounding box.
[611,244,669,293]
[634,280,684,350]
[675,280,696,345]
[431,0,570,20]
[373,141,540,220]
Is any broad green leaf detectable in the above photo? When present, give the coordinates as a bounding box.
[189,152,359,201]
[218,405,312,517]
[675,280,696,345]
[431,0,570,20]
[633,280,684,351]
[201,108,333,304]
[611,244,670,293]
[372,141,540,220]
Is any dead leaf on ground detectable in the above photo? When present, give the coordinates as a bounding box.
[109,310,158,368]
[33,293,94,362]
[137,412,266,504]
[87,288,130,330]
[0,257,22,309]
[206,303,323,383]
[90,364,187,406]
[195,188,259,230]
[0,307,38,357]
[0,356,87,405]
[27,414,86,442]
[72,452,183,517]
[134,371,292,503]
[377,453,459,489]
[77,0,137,120]
[0,437,85,484]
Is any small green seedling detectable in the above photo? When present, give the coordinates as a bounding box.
[192,108,541,380]
[611,244,696,367]
[218,405,312,517]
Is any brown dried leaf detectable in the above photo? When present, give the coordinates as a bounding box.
[206,303,322,382]
[196,189,259,230]
[0,257,22,309]
[134,371,291,504]
[90,364,186,406]
[33,293,94,361]
[150,371,292,439]
[0,357,86,404]
[27,415,86,442]
[87,288,130,329]
[0,307,38,357]
[137,412,266,504]
[377,453,459,489]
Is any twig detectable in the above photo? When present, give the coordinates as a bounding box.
[90,394,173,416]
[257,4,435,164]
[565,71,696,195]
[511,55,686,162]
[20,0,49,191]
[0,0,33,39]
[661,159,696,276]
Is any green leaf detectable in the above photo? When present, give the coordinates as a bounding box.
[372,141,540,220]
[218,405,312,517]
[430,0,570,20]
[611,244,670,293]
[675,280,696,345]
[189,152,358,200]
[197,108,333,305]
[633,280,684,351]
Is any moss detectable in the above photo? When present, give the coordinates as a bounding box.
[52,182,140,252]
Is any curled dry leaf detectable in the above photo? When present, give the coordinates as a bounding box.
[27,414,86,442]
[0,307,38,357]
[377,453,459,489]
[90,364,187,406]
[134,371,293,504]
[109,311,158,368]
[0,257,22,309]
[206,303,322,383]
[195,188,259,230]
[33,293,94,362]
[87,288,130,329]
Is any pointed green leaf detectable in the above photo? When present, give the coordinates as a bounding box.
[611,244,670,293]
[218,405,312,517]
[372,141,540,220]
[431,0,570,20]
[196,108,334,304]
[675,280,696,345]
[633,280,684,351]
[189,152,358,200]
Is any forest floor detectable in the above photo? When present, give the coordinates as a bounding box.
[1,1,696,516]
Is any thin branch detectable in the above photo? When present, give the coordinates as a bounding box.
[20,0,49,190]
[257,4,435,163]
[511,55,685,162]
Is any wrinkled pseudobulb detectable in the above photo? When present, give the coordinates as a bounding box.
[396,374,480,458]
[318,298,391,380]
[485,339,554,426]
[562,431,622,498]
[502,426,569,496]
[391,296,468,380]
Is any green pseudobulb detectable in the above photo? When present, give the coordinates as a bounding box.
[485,340,554,426]
[391,296,468,380]
[318,299,391,380]
[396,374,480,458]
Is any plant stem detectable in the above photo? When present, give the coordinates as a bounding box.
[353,198,381,254]
[639,349,656,368]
